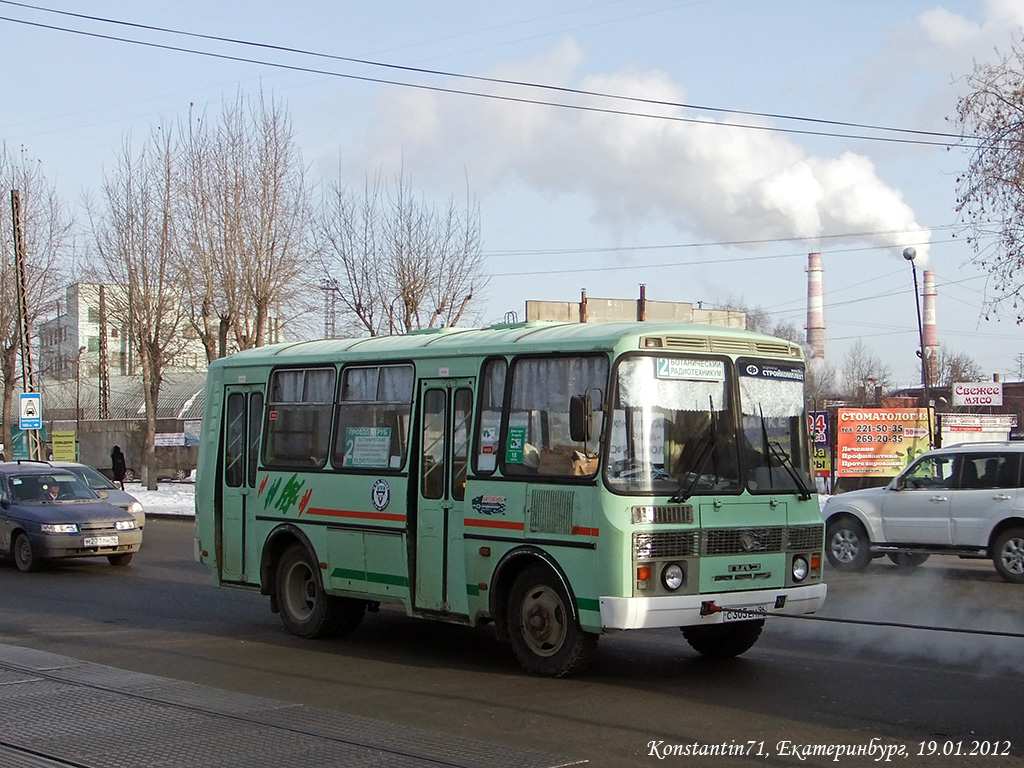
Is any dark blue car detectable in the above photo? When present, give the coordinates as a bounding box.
[0,462,143,572]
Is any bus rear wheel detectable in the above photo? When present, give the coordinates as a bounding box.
[275,544,364,638]
[506,564,597,677]
[681,619,764,658]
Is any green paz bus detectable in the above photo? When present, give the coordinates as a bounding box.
[194,321,826,677]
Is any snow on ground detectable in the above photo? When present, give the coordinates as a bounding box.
[126,480,195,517]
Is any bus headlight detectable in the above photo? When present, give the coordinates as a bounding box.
[661,563,684,591]
[792,556,809,582]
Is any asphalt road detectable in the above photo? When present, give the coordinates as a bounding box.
[1,517,1023,768]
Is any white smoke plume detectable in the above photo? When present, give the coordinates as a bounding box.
[354,38,930,262]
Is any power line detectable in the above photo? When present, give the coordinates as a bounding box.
[0,2,985,149]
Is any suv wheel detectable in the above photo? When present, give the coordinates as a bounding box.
[992,527,1024,583]
[825,516,872,571]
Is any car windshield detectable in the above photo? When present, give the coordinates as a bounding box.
[7,472,99,503]
[74,465,117,490]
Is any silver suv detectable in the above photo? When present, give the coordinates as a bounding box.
[821,442,1024,582]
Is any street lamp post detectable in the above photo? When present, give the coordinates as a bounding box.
[903,247,934,448]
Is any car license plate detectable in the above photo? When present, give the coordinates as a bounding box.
[722,604,769,622]
[83,535,119,547]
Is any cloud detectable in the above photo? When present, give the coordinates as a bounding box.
[354,38,930,263]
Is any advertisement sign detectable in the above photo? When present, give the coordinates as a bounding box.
[836,408,932,478]
[952,382,1003,407]
[808,411,830,478]
[50,431,77,462]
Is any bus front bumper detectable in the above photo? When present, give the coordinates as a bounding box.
[599,582,827,630]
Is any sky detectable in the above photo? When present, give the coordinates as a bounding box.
[2,0,1023,387]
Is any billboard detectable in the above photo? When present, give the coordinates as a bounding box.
[836,408,932,478]
[808,410,830,478]
[952,382,1002,407]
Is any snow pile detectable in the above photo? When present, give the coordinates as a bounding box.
[126,481,195,518]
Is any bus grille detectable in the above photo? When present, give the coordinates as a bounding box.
[787,524,824,551]
[632,504,693,524]
[528,489,574,535]
[703,527,784,555]
[634,531,700,560]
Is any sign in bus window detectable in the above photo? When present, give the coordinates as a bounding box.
[334,364,414,471]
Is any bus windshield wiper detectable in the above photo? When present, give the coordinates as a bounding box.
[758,406,813,501]
[669,400,718,503]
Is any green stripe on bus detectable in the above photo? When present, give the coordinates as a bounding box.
[466,583,480,596]
[576,598,600,613]
[331,568,409,587]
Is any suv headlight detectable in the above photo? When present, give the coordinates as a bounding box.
[128,501,144,517]
[41,524,79,533]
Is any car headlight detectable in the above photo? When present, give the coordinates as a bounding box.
[128,501,144,517]
[41,524,79,534]
[115,520,137,531]
[661,562,685,591]
[792,556,809,582]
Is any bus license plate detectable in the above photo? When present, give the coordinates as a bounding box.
[83,536,118,547]
[722,605,769,622]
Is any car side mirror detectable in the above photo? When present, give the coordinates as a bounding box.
[97,490,110,500]
[0,495,9,509]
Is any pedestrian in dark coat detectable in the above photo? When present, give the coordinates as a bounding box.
[111,445,127,490]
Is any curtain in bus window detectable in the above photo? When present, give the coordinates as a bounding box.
[263,368,336,468]
[475,359,506,473]
[333,364,414,470]
[505,355,608,477]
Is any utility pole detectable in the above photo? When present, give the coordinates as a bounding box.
[11,190,41,460]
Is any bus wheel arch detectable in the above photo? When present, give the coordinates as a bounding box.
[490,547,568,643]
[260,524,317,606]
[492,549,598,677]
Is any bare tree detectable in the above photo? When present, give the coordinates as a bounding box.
[180,90,312,360]
[935,349,984,388]
[89,130,189,489]
[954,37,1024,321]
[316,169,489,337]
[840,339,893,403]
[0,145,72,443]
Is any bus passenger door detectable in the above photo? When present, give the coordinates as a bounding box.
[414,379,474,613]
[219,385,264,583]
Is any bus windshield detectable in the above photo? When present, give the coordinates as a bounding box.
[607,356,741,495]
[738,360,813,495]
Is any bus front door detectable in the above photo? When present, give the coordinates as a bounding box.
[414,379,474,614]
[219,385,264,584]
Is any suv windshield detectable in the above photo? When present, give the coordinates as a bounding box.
[7,472,98,503]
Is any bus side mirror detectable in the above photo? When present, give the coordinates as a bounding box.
[569,394,592,443]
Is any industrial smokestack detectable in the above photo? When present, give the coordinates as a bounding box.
[806,252,826,359]
[922,269,938,384]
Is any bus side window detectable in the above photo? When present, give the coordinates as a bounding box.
[474,358,506,474]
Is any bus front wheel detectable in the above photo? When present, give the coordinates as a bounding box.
[681,619,764,658]
[275,544,364,638]
[506,564,597,677]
